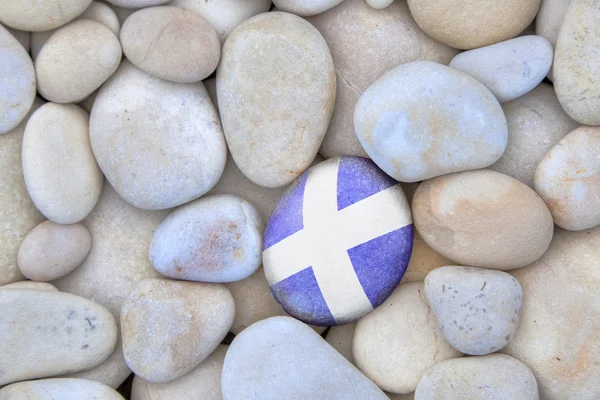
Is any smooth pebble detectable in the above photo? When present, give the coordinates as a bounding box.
[105,0,170,8]
[0,378,124,400]
[0,0,93,31]
[325,323,356,364]
[536,0,572,48]
[5,25,30,51]
[366,0,394,9]
[0,281,58,291]
[272,0,344,16]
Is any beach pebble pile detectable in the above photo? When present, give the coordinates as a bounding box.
[0,1,599,399]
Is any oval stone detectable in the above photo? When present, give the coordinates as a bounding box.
[18,221,91,282]
[0,281,58,291]
[0,0,93,31]
[263,156,413,325]
[150,194,263,283]
[412,170,554,270]
[90,60,227,210]
[0,378,124,400]
[536,0,571,48]
[366,0,395,9]
[35,20,121,103]
[354,61,508,182]
[0,290,117,385]
[222,316,388,399]
[217,11,335,188]
[121,6,220,83]
[0,25,35,135]
[23,103,103,224]
[449,36,553,102]
[414,354,539,400]
[534,126,600,231]
[554,0,600,125]
[272,0,344,15]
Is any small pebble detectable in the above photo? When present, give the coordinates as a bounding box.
[536,0,571,48]
[0,378,124,400]
[424,266,523,355]
[0,0,93,31]
[121,278,234,383]
[4,25,30,51]
[366,0,395,9]
[105,0,169,8]
[272,0,345,16]
[0,281,58,291]
[18,221,91,282]
[325,322,356,364]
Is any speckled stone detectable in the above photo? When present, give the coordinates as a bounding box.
[0,0,93,31]
[121,278,234,383]
[424,266,523,355]
[0,378,124,400]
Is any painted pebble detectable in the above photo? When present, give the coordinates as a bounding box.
[18,221,91,282]
[0,378,125,400]
[414,354,539,400]
[354,61,508,182]
[0,0,93,31]
[449,36,553,103]
[424,266,523,355]
[222,316,388,400]
[0,290,117,385]
[150,194,264,283]
[263,156,413,326]
[272,0,345,16]
[535,126,600,231]
[121,278,234,383]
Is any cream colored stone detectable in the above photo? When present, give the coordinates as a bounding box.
[0,378,124,400]
[407,0,541,50]
[489,83,579,187]
[307,0,457,158]
[90,60,226,210]
[534,126,600,230]
[121,278,234,383]
[503,227,600,399]
[354,61,508,182]
[0,25,35,135]
[0,281,58,291]
[537,0,572,47]
[0,0,93,31]
[354,282,462,394]
[366,0,394,9]
[0,290,117,385]
[77,90,98,113]
[325,323,355,364]
[35,20,121,103]
[131,345,227,400]
[554,0,600,125]
[0,97,45,286]
[413,170,554,270]
[415,354,539,400]
[218,12,335,188]
[18,221,91,282]
[121,6,220,83]
[273,0,344,16]
[170,0,271,43]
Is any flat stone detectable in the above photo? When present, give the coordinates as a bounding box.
[424,266,523,355]
[263,156,413,325]
[131,345,227,400]
[0,290,117,385]
[121,278,234,383]
[449,36,553,102]
[0,25,35,134]
[90,60,226,210]
[415,354,539,400]
[554,0,600,125]
[325,322,356,364]
[0,281,58,291]
[0,0,93,31]
[503,226,600,399]
[407,0,541,49]
[218,12,335,188]
[413,170,554,270]
[354,61,507,182]
[534,126,600,231]
[0,378,124,400]
[18,221,91,281]
[150,194,263,283]
[222,316,388,399]
[307,0,457,158]
[489,83,579,187]
[272,0,344,16]
[22,103,103,224]
[354,282,462,394]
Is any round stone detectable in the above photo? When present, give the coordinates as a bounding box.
[272,0,344,16]
[90,60,227,210]
[217,11,335,188]
[366,0,395,9]
[0,378,124,400]
[121,6,220,83]
[354,61,508,182]
[554,0,600,125]
[413,170,554,270]
[534,126,600,231]
[150,194,264,283]
[263,156,413,326]
[18,221,91,282]
[35,19,121,103]
[414,354,539,400]
[22,103,103,224]
[406,0,541,50]
[0,25,35,135]
[0,0,93,31]
[424,266,523,355]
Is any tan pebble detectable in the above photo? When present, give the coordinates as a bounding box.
[0,0,93,31]
[272,0,344,16]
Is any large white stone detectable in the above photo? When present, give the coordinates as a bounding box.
[0,378,124,400]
